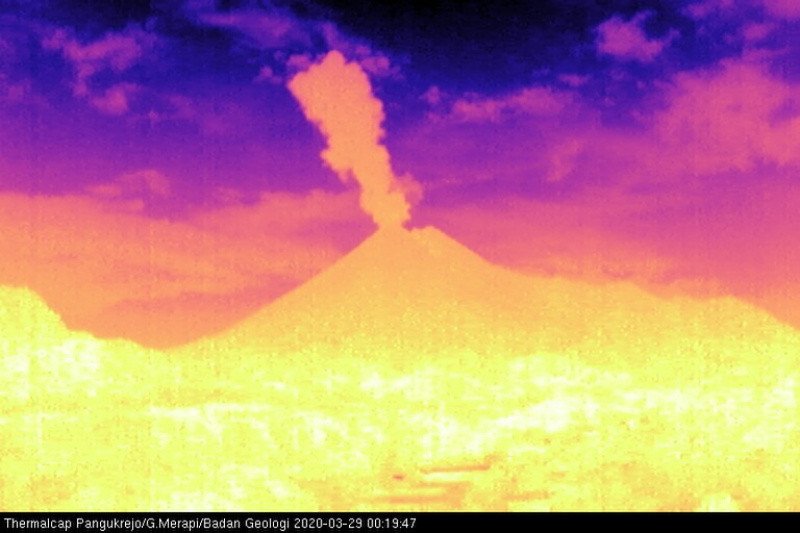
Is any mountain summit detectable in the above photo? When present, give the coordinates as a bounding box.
[185,226,538,358]
[182,227,799,370]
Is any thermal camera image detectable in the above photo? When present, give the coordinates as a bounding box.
[1,1,799,512]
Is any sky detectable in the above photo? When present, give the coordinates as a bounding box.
[1,0,799,347]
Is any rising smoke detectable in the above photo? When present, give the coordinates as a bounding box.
[287,51,418,228]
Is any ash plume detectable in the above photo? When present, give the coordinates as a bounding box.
[288,51,418,228]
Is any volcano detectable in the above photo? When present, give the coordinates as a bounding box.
[3,230,799,511]
[180,227,799,371]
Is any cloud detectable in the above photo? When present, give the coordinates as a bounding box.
[42,25,154,96]
[285,52,314,72]
[41,25,155,113]
[288,51,420,228]
[741,22,775,43]
[198,8,312,49]
[654,60,800,174]
[421,86,444,106]
[685,0,737,20]
[89,82,139,115]
[686,0,799,22]
[558,74,590,88]
[762,0,800,20]
[545,139,584,183]
[254,65,282,85]
[395,84,588,193]
[186,2,401,83]
[436,86,570,123]
[86,169,171,200]
[596,11,679,63]
[318,23,401,80]
[396,52,800,215]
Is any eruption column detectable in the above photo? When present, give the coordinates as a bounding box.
[288,51,417,228]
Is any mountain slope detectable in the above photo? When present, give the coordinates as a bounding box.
[181,227,799,370]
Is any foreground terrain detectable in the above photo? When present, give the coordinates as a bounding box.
[2,320,797,510]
